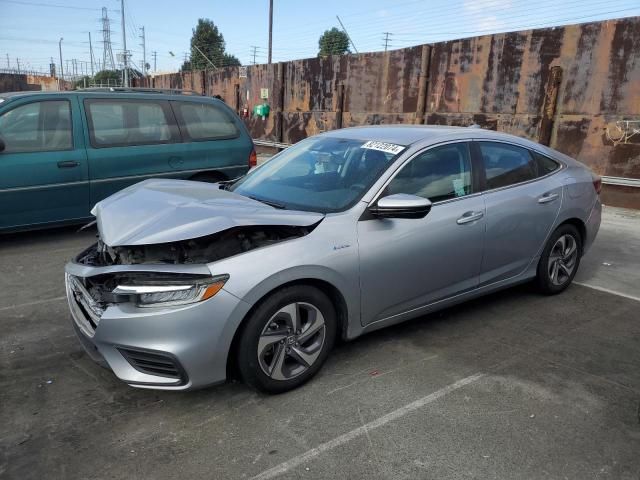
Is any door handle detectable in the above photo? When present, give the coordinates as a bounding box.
[538,192,559,204]
[456,211,484,225]
[57,160,79,168]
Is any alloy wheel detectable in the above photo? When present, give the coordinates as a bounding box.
[547,234,578,286]
[257,302,326,381]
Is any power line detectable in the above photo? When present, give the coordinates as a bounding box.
[0,0,104,11]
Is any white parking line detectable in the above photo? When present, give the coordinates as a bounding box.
[250,373,484,480]
[0,296,66,312]
[574,282,640,303]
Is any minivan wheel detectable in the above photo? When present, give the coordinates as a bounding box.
[536,224,582,295]
[237,285,336,394]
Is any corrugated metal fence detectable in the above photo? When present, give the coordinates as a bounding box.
[138,17,640,204]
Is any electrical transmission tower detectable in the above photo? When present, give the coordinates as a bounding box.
[100,7,115,71]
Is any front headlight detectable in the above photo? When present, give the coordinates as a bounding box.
[112,274,229,308]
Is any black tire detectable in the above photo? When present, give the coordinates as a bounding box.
[190,172,225,183]
[536,224,582,295]
[237,285,337,394]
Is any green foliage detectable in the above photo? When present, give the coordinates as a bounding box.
[94,69,120,83]
[318,27,350,56]
[181,18,239,71]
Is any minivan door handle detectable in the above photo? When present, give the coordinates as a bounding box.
[538,192,559,204]
[57,160,79,168]
[456,211,484,225]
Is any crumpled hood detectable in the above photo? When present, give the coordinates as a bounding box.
[91,179,325,246]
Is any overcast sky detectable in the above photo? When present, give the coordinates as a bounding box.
[1,0,639,74]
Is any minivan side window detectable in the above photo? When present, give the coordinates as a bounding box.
[386,143,472,203]
[174,102,239,141]
[0,100,72,153]
[85,99,174,148]
[479,142,537,189]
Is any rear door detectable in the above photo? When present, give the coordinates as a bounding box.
[475,141,563,286]
[82,96,184,206]
[170,100,252,180]
[0,95,89,229]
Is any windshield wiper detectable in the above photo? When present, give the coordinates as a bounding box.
[219,175,245,191]
[246,195,287,209]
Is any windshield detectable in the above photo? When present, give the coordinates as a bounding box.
[231,136,405,213]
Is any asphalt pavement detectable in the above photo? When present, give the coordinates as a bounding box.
[1,206,639,480]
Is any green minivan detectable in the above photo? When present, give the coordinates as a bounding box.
[0,89,255,232]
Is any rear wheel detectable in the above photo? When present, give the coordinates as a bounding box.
[536,224,582,294]
[237,285,336,393]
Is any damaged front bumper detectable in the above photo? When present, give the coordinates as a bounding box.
[65,258,252,390]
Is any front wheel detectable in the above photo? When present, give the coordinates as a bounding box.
[536,224,582,295]
[236,285,337,393]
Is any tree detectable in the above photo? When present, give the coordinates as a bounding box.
[181,18,239,71]
[94,69,121,85]
[318,27,350,56]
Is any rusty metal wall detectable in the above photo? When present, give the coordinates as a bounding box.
[426,17,640,181]
[138,16,640,184]
[0,73,61,93]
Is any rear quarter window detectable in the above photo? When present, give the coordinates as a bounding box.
[173,101,239,141]
[532,151,561,176]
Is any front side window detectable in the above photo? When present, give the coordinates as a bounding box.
[479,142,537,189]
[231,136,404,213]
[0,100,72,153]
[174,102,238,140]
[386,143,472,203]
[86,100,172,147]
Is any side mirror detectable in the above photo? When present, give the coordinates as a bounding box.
[369,193,432,219]
[0,138,5,153]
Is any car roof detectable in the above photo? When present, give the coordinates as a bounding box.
[0,89,211,102]
[319,124,547,150]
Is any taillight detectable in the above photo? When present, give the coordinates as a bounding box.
[592,173,602,195]
[249,147,257,168]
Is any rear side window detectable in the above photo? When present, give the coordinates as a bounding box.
[387,143,472,203]
[479,142,537,189]
[0,100,72,153]
[85,99,175,148]
[532,151,560,176]
[173,101,239,141]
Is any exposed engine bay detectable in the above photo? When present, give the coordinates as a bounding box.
[76,225,314,266]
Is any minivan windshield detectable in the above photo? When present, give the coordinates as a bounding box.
[231,136,405,213]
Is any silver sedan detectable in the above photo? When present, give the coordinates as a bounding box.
[65,126,602,393]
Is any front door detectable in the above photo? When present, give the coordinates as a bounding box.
[358,142,485,325]
[0,96,89,229]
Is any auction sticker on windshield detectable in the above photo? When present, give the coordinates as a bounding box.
[361,141,405,155]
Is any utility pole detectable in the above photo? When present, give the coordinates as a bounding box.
[88,32,95,76]
[268,0,273,64]
[250,46,259,65]
[16,58,21,74]
[336,16,358,54]
[121,0,128,87]
[383,32,392,52]
[6,53,10,69]
[139,26,146,76]
[152,51,157,72]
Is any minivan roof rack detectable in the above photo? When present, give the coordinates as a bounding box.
[78,87,203,96]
